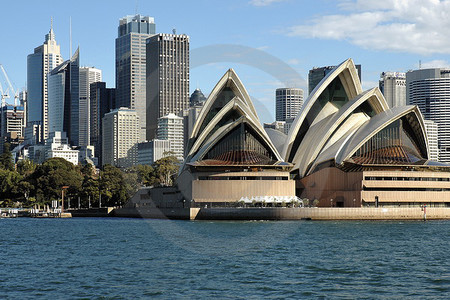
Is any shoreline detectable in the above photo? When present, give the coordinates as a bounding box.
[113,206,450,221]
[5,206,450,221]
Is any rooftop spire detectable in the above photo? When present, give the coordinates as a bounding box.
[45,17,56,43]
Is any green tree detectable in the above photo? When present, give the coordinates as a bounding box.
[153,153,179,186]
[0,168,23,206]
[27,158,83,205]
[135,164,157,187]
[0,142,14,171]
[16,159,36,176]
[99,165,128,207]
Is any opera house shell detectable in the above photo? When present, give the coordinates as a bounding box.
[178,59,450,208]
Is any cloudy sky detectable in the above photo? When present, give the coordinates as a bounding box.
[1,0,449,123]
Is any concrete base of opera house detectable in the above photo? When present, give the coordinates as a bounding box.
[113,207,450,220]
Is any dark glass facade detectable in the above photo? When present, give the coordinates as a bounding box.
[26,53,43,124]
[90,82,116,165]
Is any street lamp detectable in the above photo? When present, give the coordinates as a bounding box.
[330,198,333,207]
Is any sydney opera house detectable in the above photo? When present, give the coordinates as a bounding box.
[176,59,450,208]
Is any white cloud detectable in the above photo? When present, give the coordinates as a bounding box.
[420,60,450,69]
[285,0,450,55]
[249,0,286,7]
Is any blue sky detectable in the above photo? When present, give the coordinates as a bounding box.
[1,0,450,123]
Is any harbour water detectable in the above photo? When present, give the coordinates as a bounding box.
[1,218,449,298]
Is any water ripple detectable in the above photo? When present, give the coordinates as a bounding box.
[1,218,449,298]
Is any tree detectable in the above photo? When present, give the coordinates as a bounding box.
[0,168,23,206]
[27,158,83,205]
[0,142,14,171]
[153,153,179,186]
[135,164,157,187]
[16,159,36,176]
[99,165,128,207]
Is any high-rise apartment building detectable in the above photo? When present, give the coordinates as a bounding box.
[27,24,63,143]
[424,120,439,161]
[407,68,450,162]
[102,107,139,168]
[275,88,303,122]
[146,33,190,140]
[90,82,116,165]
[157,113,184,161]
[79,67,102,147]
[309,64,361,95]
[379,72,406,108]
[115,14,155,141]
[47,48,80,146]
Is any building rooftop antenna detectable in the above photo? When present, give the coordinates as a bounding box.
[419,60,422,70]
[70,16,72,57]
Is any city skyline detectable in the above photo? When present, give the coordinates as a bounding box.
[2,0,450,124]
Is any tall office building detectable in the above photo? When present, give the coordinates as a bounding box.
[275,88,303,122]
[424,120,439,161]
[309,64,361,95]
[79,67,102,147]
[90,82,116,165]
[27,24,63,143]
[407,68,450,162]
[116,14,155,141]
[157,113,184,161]
[0,104,25,153]
[379,72,406,108]
[146,33,190,140]
[102,107,139,168]
[47,48,80,146]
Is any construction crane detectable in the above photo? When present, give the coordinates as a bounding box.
[0,64,18,107]
[0,80,6,106]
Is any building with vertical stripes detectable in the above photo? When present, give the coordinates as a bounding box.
[407,68,450,163]
[146,33,190,141]
[116,15,155,141]
[275,88,303,122]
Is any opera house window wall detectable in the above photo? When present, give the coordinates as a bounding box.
[176,59,450,209]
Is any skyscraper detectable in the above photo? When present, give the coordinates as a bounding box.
[379,72,406,108]
[0,104,25,153]
[102,107,139,168]
[90,82,116,165]
[27,23,63,143]
[146,33,190,141]
[79,67,102,146]
[275,88,303,122]
[407,68,450,162]
[309,64,361,95]
[47,48,80,146]
[115,14,156,141]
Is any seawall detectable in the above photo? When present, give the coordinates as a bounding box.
[112,207,450,220]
